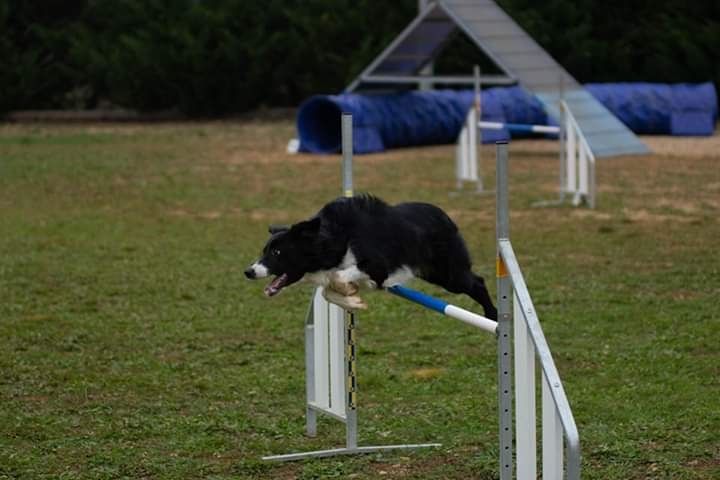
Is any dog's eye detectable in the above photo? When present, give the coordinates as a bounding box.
[271,248,281,256]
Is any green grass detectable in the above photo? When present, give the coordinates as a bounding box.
[1,122,718,479]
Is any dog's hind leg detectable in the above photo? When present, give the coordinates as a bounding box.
[467,273,497,321]
[435,271,497,321]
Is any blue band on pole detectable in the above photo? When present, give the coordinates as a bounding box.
[387,285,448,314]
[504,123,535,133]
[478,121,560,134]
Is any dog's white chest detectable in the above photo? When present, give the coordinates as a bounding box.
[302,249,358,287]
[302,248,416,290]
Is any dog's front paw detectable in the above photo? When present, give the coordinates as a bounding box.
[328,274,359,296]
[322,287,367,311]
[342,295,368,311]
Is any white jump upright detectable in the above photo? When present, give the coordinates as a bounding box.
[455,86,596,208]
[559,100,596,208]
[263,116,581,479]
[455,66,484,193]
[496,141,581,479]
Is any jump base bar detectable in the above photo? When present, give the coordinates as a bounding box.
[263,443,442,462]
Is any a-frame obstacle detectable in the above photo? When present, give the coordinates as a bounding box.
[346,0,648,159]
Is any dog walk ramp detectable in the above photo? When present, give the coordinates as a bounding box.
[347,0,649,158]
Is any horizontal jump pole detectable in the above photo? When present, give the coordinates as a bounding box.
[387,285,497,334]
[478,121,560,134]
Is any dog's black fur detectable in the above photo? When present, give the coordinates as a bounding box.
[246,195,497,320]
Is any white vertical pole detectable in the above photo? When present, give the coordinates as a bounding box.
[313,288,330,409]
[460,126,469,181]
[456,132,464,189]
[496,142,513,480]
[305,295,317,436]
[341,113,358,449]
[329,304,345,416]
[542,373,564,480]
[578,140,588,197]
[515,292,537,480]
[474,65,483,192]
[558,82,567,202]
[418,1,434,91]
[342,113,354,198]
[469,107,478,182]
[589,153,597,209]
[566,123,577,194]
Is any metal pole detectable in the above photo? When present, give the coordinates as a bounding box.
[474,65,484,193]
[559,74,567,203]
[417,0,433,91]
[305,299,317,437]
[341,113,354,198]
[340,112,358,450]
[495,141,513,480]
[345,312,358,449]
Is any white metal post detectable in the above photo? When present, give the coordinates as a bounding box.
[341,113,358,449]
[313,289,330,410]
[515,293,537,480]
[455,131,464,190]
[468,107,478,182]
[496,142,513,480]
[577,141,588,205]
[474,65,483,192]
[329,305,346,416]
[305,297,317,437]
[566,121,577,194]
[559,78,567,203]
[542,373,564,480]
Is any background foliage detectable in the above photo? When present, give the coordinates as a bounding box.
[1,0,718,114]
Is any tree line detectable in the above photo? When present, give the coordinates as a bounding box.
[1,0,717,115]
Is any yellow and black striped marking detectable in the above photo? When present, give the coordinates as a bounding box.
[346,312,357,410]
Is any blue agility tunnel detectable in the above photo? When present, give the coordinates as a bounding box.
[585,82,718,136]
[297,83,717,154]
[297,87,549,154]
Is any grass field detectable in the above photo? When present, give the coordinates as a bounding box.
[1,120,719,479]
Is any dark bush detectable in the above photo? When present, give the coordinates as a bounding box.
[0,0,717,115]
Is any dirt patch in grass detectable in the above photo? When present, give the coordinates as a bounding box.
[642,129,720,158]
[686,456,720,473]
[622,208,699,224]
[570,209,613,220]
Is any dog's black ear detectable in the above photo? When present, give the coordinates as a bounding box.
[268,225,289,235]
[293,217,321,236]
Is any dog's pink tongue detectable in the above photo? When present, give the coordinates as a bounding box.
[264,273,288,297]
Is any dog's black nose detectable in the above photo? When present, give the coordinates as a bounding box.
[244,268,256,279]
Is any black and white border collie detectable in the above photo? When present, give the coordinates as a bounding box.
[245,195,497,320]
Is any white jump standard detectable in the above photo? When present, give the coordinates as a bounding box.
[455,69,596,208]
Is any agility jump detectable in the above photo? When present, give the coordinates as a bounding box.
[455,67,595,209]
[263,114,581,480]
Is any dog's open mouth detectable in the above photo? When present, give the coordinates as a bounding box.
[264,273,289,297]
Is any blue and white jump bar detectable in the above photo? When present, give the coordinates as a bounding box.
[478,121,560,135]
[387,285,498,334]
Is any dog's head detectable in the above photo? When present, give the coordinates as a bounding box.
[245,218,321,296]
